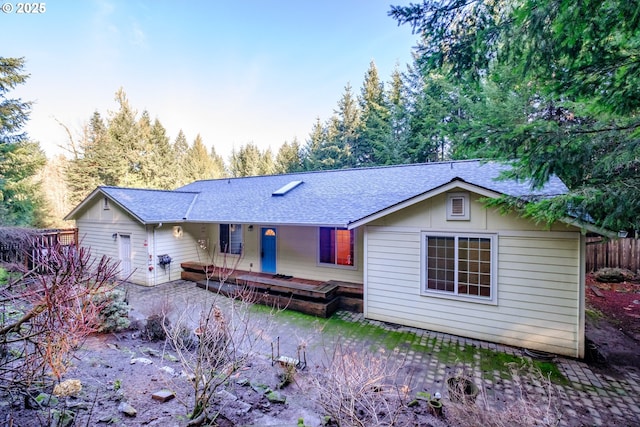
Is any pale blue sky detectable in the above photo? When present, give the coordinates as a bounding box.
[4,0,417,159]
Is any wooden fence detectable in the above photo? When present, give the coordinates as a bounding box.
[586,237,640,273]
[0,228,78,266]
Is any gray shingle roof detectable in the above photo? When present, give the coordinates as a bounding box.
[178,160,567,226]
[71,160,568,226]
[99,187,198,223]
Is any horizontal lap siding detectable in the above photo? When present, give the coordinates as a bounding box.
[276,226,363,283]
[77,219,148,285]
[365,227,581,357]
[366,229,421,307]
[497,235,580,355]
[153,224,210,285]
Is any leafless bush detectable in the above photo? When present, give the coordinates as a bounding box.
[311,343,410,427]
[0,241,122,395]
[445,364,561,427]
[196,241,244,291]
[0,227,38,267]
[162,290,261,426]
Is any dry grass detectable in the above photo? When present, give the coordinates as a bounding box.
[445,364,561,427]
[311,343,410,427]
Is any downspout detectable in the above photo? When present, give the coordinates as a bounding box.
[153,223,162,286]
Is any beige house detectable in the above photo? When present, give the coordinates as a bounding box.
[65,160,600,358]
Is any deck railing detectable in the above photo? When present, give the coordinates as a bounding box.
[0,228,79,266]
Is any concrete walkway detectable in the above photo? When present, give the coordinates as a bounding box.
[125,280,640,427]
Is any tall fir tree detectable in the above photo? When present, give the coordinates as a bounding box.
[0,57,48,226]
[65,111,110,205]
[172,129,190,187]
[106,88,140,187]
[301,118,326,171]
[148,117,175,189]
[229,143,275,177]
[209,145,227,179]
[183,134,221,181]
[390,0,640,230]
[378,65,409,165]
[275,138,303,173]
[356,61,391,167]
[335,83,360,168]
[0,57,30,145]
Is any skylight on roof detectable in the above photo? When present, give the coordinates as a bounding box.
[272,180,303,196]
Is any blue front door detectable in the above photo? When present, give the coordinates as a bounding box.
[261,227,277,274]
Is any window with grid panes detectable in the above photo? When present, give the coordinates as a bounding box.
[424,233,495,301]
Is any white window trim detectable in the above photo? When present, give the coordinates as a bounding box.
[420,232,497,305]
[317,227,357,270]
[447,192,470,220]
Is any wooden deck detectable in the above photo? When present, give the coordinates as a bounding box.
[180,262,363,317]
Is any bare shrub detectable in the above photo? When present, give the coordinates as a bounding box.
[311,343,410,427]
[196,241,244,291]
[0,241,122,395]
[445,364,561,427]
[162,290,261,426]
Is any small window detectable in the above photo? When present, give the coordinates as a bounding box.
[319,227,355,267]
[103,197,110,210]
[422,233,496,303]
[220,224,243,255]
[447,193,469,220]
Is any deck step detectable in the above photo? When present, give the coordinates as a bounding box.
[195,281,342,318]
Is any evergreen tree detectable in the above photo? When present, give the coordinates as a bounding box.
[315,115,351,169]
[183,134,221,181]
[148,117,175,189]
[275,138,303,173]
[0,141,47,226]
[0,57,30,145]
[301,118,326,171]
[106,88,140,187]
[390,0,640,230]
[133,110,155,187]
[229,143,275,177]
[261,147,277,176]
[209,145,227,179]
[172,129,190,186]
[65,111,110,205]
[378,65,409,165]
[356,61,391,166]
[0,57,47,226]
[334,83,360,168]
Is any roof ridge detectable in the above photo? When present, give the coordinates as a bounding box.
[100,185,198,194]
[188,159,489,184]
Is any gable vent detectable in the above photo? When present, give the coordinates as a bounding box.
[451,197,465,215]
[447,193,470,220]
[272,180,303,196]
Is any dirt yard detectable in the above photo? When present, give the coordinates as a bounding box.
[1,330,454,426]
[585,272,640,370]
[1,272,639,426]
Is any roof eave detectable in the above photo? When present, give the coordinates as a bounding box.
[559,216,617,238]
[348,179,502,229]
[63,187,148,225]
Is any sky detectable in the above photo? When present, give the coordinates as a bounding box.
[3,0,419,160]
